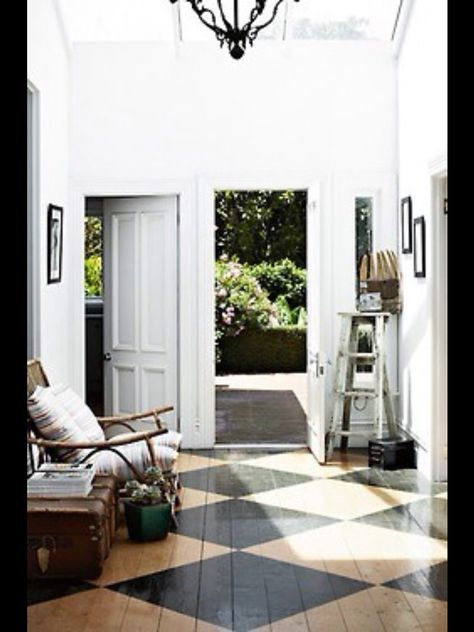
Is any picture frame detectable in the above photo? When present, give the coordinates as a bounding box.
[401,196,412,253]
[413,216,426,278]
[47,204,63,283]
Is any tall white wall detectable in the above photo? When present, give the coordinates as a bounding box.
[27,0,77,388]
[397,0,447,478]
[71,41,396,179]
[70,40,398,447]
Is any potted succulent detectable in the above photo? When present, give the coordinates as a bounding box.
[123,466,172,541]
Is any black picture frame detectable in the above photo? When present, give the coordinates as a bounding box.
[413,216,426,278]
[401,196,412,253]
[47,204,63,283]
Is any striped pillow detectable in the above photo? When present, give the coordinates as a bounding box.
[27,386,89,462]
[51,384,105,443]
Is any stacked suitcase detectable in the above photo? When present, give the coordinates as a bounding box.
[27,474,119,579]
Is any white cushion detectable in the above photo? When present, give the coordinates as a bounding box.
[50,384,105,443]
[27,386,89,462]
[152,429,182,451]
[91,439,178,483]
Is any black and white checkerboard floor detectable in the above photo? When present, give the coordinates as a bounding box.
[28,448,447,631]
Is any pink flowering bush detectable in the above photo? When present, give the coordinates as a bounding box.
[215,256,276,364]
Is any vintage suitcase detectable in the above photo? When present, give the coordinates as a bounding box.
[92,474,120,535]
[27,494,110,579]
[88,487,115,550]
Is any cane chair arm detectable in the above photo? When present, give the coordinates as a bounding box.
[97,405,173,430]
[27,427,169,450]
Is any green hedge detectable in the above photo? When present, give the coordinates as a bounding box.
[218,326,306,374]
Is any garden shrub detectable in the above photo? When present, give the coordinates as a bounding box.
[251,259,306,308]
[215,257,276,363]
[218,326,306,374]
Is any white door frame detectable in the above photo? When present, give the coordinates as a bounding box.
[197,172,330,448]
[429,154,448,481]
[27,81,41,359]
[71,179,198,448]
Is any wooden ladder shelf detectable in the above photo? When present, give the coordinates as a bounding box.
[326,312,397,460]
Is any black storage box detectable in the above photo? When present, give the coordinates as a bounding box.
[368,436,416,470]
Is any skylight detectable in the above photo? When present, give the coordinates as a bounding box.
[57,0,404,44]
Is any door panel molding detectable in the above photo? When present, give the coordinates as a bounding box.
[140,212,168,354]
[112,364,138,415]
[112,213,139,351]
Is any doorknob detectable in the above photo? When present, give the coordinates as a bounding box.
[103,352,112,362]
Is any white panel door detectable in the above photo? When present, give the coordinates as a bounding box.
[306,184,326,462]
[103,197,178,430]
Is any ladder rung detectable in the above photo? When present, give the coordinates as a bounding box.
[347,352,377,359]
[336,430,378,437]
[336,390,377,398]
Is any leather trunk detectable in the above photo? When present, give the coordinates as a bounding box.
[27,494,110,579]
[92,474,120,536]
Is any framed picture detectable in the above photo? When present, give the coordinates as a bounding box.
[401,196,412,253]
[413,216,426,278]
[47,204,63,283]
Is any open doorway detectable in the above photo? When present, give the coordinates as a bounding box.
[214,190,308,444]
[84,198,104,415]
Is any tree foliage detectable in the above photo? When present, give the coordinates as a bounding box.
[84,216,103,296]
[85,255,102,297]
[85,216,102,258]
[215,190,307,268]
[251,258,306,308]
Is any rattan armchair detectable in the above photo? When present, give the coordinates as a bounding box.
[26,359,178,489]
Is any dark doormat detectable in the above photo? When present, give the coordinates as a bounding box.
[215,389,307,444]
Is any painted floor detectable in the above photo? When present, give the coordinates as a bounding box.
[215,373,307,444]
[27,448,447,631]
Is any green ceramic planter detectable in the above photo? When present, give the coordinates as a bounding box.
[124,500,172,542]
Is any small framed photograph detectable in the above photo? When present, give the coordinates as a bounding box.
[47,204,63,283]
[413,216,426,278]
[401,196,412,253]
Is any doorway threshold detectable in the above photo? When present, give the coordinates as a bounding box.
[213,443,307,450]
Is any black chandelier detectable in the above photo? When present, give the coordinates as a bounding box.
[169,0,301,60]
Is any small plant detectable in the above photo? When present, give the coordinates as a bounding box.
[124,466,170,505]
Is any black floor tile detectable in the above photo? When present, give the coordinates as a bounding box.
[108,551,372,631]
[179,462,313,497]
[197,550,233,629]
[384,561,447,601]
[27,578,95,606]
[176,499,337,549]
[333,468,447,495]
[354,497,447,540]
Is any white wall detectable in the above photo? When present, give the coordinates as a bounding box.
[69,40,398,447]
[397,0,447,479]
[71,41,397,179]
[27,0,78,388]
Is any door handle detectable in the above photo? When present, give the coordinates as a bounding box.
[103,352,112,362]
[309,352,325,376]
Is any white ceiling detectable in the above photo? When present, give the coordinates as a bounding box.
[57,0,404,44]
